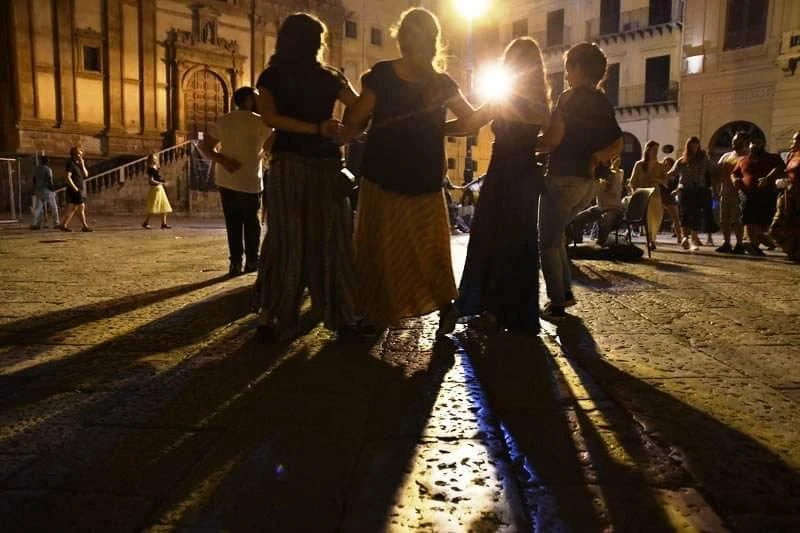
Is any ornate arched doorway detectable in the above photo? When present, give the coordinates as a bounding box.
[620,132,642,180]
[184,69,228,137]
[709,121,765,161]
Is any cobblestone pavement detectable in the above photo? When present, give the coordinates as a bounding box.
[0,218,797,532]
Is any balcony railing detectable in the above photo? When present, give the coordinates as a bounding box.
[616,81,679,108]
[532,26,573,50]
[586,0,683,40]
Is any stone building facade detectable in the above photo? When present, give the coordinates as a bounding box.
[679,0,800,159]
[0,0,352,159]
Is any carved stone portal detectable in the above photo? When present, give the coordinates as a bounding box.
[164,4,246,139]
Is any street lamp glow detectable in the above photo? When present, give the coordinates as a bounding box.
[476,63,513,101]
[456,0,489,20]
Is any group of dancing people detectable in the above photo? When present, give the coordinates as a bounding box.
[225,7,624,342]
[612,131,800,258]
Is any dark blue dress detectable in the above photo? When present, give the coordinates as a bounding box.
[456,107,544,332]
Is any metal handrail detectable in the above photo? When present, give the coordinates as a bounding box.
[54,140,195,202]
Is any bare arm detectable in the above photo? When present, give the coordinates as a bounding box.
[341,86,376,143]
[593,136,624,165]
[197,133,241,174]
[256,88,338,137]
[64,171,78,191]
[536,108,565,152]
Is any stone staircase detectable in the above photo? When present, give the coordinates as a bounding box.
[54,141,222,216]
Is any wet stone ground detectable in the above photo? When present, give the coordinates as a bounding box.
[0,217,798,532]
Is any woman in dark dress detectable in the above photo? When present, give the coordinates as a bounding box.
[253,13,361,341]
[440,37,550,334]
[58,146,92,232]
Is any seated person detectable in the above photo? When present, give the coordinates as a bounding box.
[570,157,625,247]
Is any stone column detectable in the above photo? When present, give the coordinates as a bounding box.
[104,0,124,131]
[55,0,78,126]
[103,0,126,153]
[140,0,159,136]
[12,0,37,122]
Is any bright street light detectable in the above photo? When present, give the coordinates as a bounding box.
[476,63,513,101]
[455,0,489,20]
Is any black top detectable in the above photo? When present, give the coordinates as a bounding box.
[548,86,622,178]
[361,61,459,195]
[147,166,164,185]
[65,160,86,190]
[488,94,545,187]
[256,63,346,159]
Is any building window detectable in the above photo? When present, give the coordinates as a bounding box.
[724,0,768,50]
[468,135,478,147]
[645,55,671,103]
[512,19,528,38]
[649,0,673,26]
[447,136,457,143]
[547,9,565,47]
[605,63,620,106]
[371,27,382,46]
[600,0,620,35]
[345,20,357,39]
[447,157,456,170]
[82,46,102,73]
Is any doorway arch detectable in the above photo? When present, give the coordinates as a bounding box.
[708,121,765,161]
[183,68,228,137]
[620,132,642,181]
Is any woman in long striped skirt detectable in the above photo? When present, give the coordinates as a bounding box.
[342,8,477,336]
[254,13,360,341]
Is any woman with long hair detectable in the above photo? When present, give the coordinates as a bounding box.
[58,146,92,232]
[536,42,623,320]
[142,154,172,229]
[660,156,683,242]
[440,37,550,334]
[253,12,361,341]
[342,7,477,336]
[668,136,714,250]
[629,140,669,250]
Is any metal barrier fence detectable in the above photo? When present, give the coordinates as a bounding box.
[0,157,21,222]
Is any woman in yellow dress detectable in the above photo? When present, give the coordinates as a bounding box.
[142,154,172,229]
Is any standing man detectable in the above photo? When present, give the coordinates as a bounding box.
[30,155,59,230]
[732,137,785,256]
[715,132,749,254]
[200,87,273,276]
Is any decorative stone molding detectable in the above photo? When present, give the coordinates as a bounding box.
[702,86,775,107]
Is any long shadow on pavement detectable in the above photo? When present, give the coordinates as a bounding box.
[1,314,457,531]
[0,284,252,411]
[458,330,683,532]
[0,274,229,347]
[555,318,800,532]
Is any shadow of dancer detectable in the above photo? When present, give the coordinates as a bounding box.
[554,318,800,531]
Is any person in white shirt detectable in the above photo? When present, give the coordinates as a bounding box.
[200,87,273,276]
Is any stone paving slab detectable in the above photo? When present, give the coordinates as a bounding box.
[0,489,154,532]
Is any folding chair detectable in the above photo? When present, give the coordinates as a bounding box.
[615,187,655,258]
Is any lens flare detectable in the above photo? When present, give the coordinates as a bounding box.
[456,0,489,20]
[476,63,513,101]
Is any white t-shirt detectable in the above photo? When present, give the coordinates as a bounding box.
[208,110,272,194]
